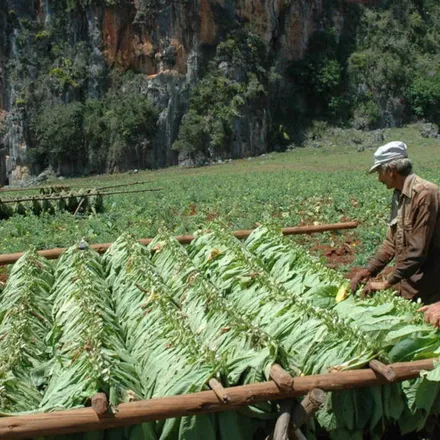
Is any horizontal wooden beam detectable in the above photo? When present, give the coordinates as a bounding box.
[209,379,230,403]
[0,222,358,266]
[0,358,434,439]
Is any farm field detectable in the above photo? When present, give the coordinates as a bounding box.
[1,127,440,275]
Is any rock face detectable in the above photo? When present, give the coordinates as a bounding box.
[0,2,7,185]
[0,0,349,183]
[0,2,7,112]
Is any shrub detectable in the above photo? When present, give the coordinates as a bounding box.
[407,74,440,121]
[32,102,86,170]
[100,84,159,169]
[83,99,109,172]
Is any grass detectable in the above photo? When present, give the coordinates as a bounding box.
[1,125,440,275]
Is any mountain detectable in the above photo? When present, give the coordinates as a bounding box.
[0,0,439,184]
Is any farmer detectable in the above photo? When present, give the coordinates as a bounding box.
[349,141,440,320]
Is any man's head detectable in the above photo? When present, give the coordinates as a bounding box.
[369,141,413,190]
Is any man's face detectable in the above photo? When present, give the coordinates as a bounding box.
[377,167,395,189]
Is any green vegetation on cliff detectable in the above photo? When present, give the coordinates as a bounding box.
[2,0,440,177]
[29,73,159,174]
[284,0,440,132]
[173,32,271,158]
[5,1,159,176]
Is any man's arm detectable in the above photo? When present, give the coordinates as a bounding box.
[350,227,395,293]
[365,226,395,276]
[387,189,439,285]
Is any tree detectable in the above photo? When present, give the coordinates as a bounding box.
[32,101,85,171]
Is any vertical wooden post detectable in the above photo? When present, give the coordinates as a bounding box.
[292,429,307,440]
[270,364,295,392]
[91,393,108,416]
[208,378,230,403]
[369,360,397,382]
[289,389,326,437]
[273,401,293,440]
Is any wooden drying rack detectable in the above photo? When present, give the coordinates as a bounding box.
[0,220,366,439]
[0,358,435,439]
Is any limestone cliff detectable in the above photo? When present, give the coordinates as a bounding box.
[0,0,354,184]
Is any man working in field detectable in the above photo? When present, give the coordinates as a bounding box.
[350,141,440,325]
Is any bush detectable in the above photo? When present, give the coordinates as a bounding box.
[83,99,108,172]
[285,29,348,124]
[172,110,208,154]
[407,74,440,121]
[173,74,245,156]
[352,99,381,130]
[32,102,86,170]
[104,90,159,168]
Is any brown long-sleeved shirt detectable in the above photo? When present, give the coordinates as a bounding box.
[366,173,440,304]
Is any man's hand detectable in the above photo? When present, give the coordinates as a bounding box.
[361,281,391,298]
[349,268,371,293]
[418,302,440,328]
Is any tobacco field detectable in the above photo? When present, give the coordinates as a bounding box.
[1,223,440,440]
[1,137,440,275]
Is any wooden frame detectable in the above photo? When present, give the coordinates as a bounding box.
[0,358,434,439]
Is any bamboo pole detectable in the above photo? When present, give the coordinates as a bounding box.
[0,187,162,203]
[0,358,435,439]
[0,221,358,266]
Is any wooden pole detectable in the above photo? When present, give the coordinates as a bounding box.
[290,389,326,431]
[369,360,397,383]
[292,430,307,440]
[0,181,152,193]
[232,222,358,240]
[273,401,292,440]
[0,358,435,439]
[0,222,358,266]
[0,185,66,193]
[270,364,295,392]
[91,393,109,416]
[0,188,163,204]
[73,197,86,216]
[95,181,153,191]
[208,379,230,403]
